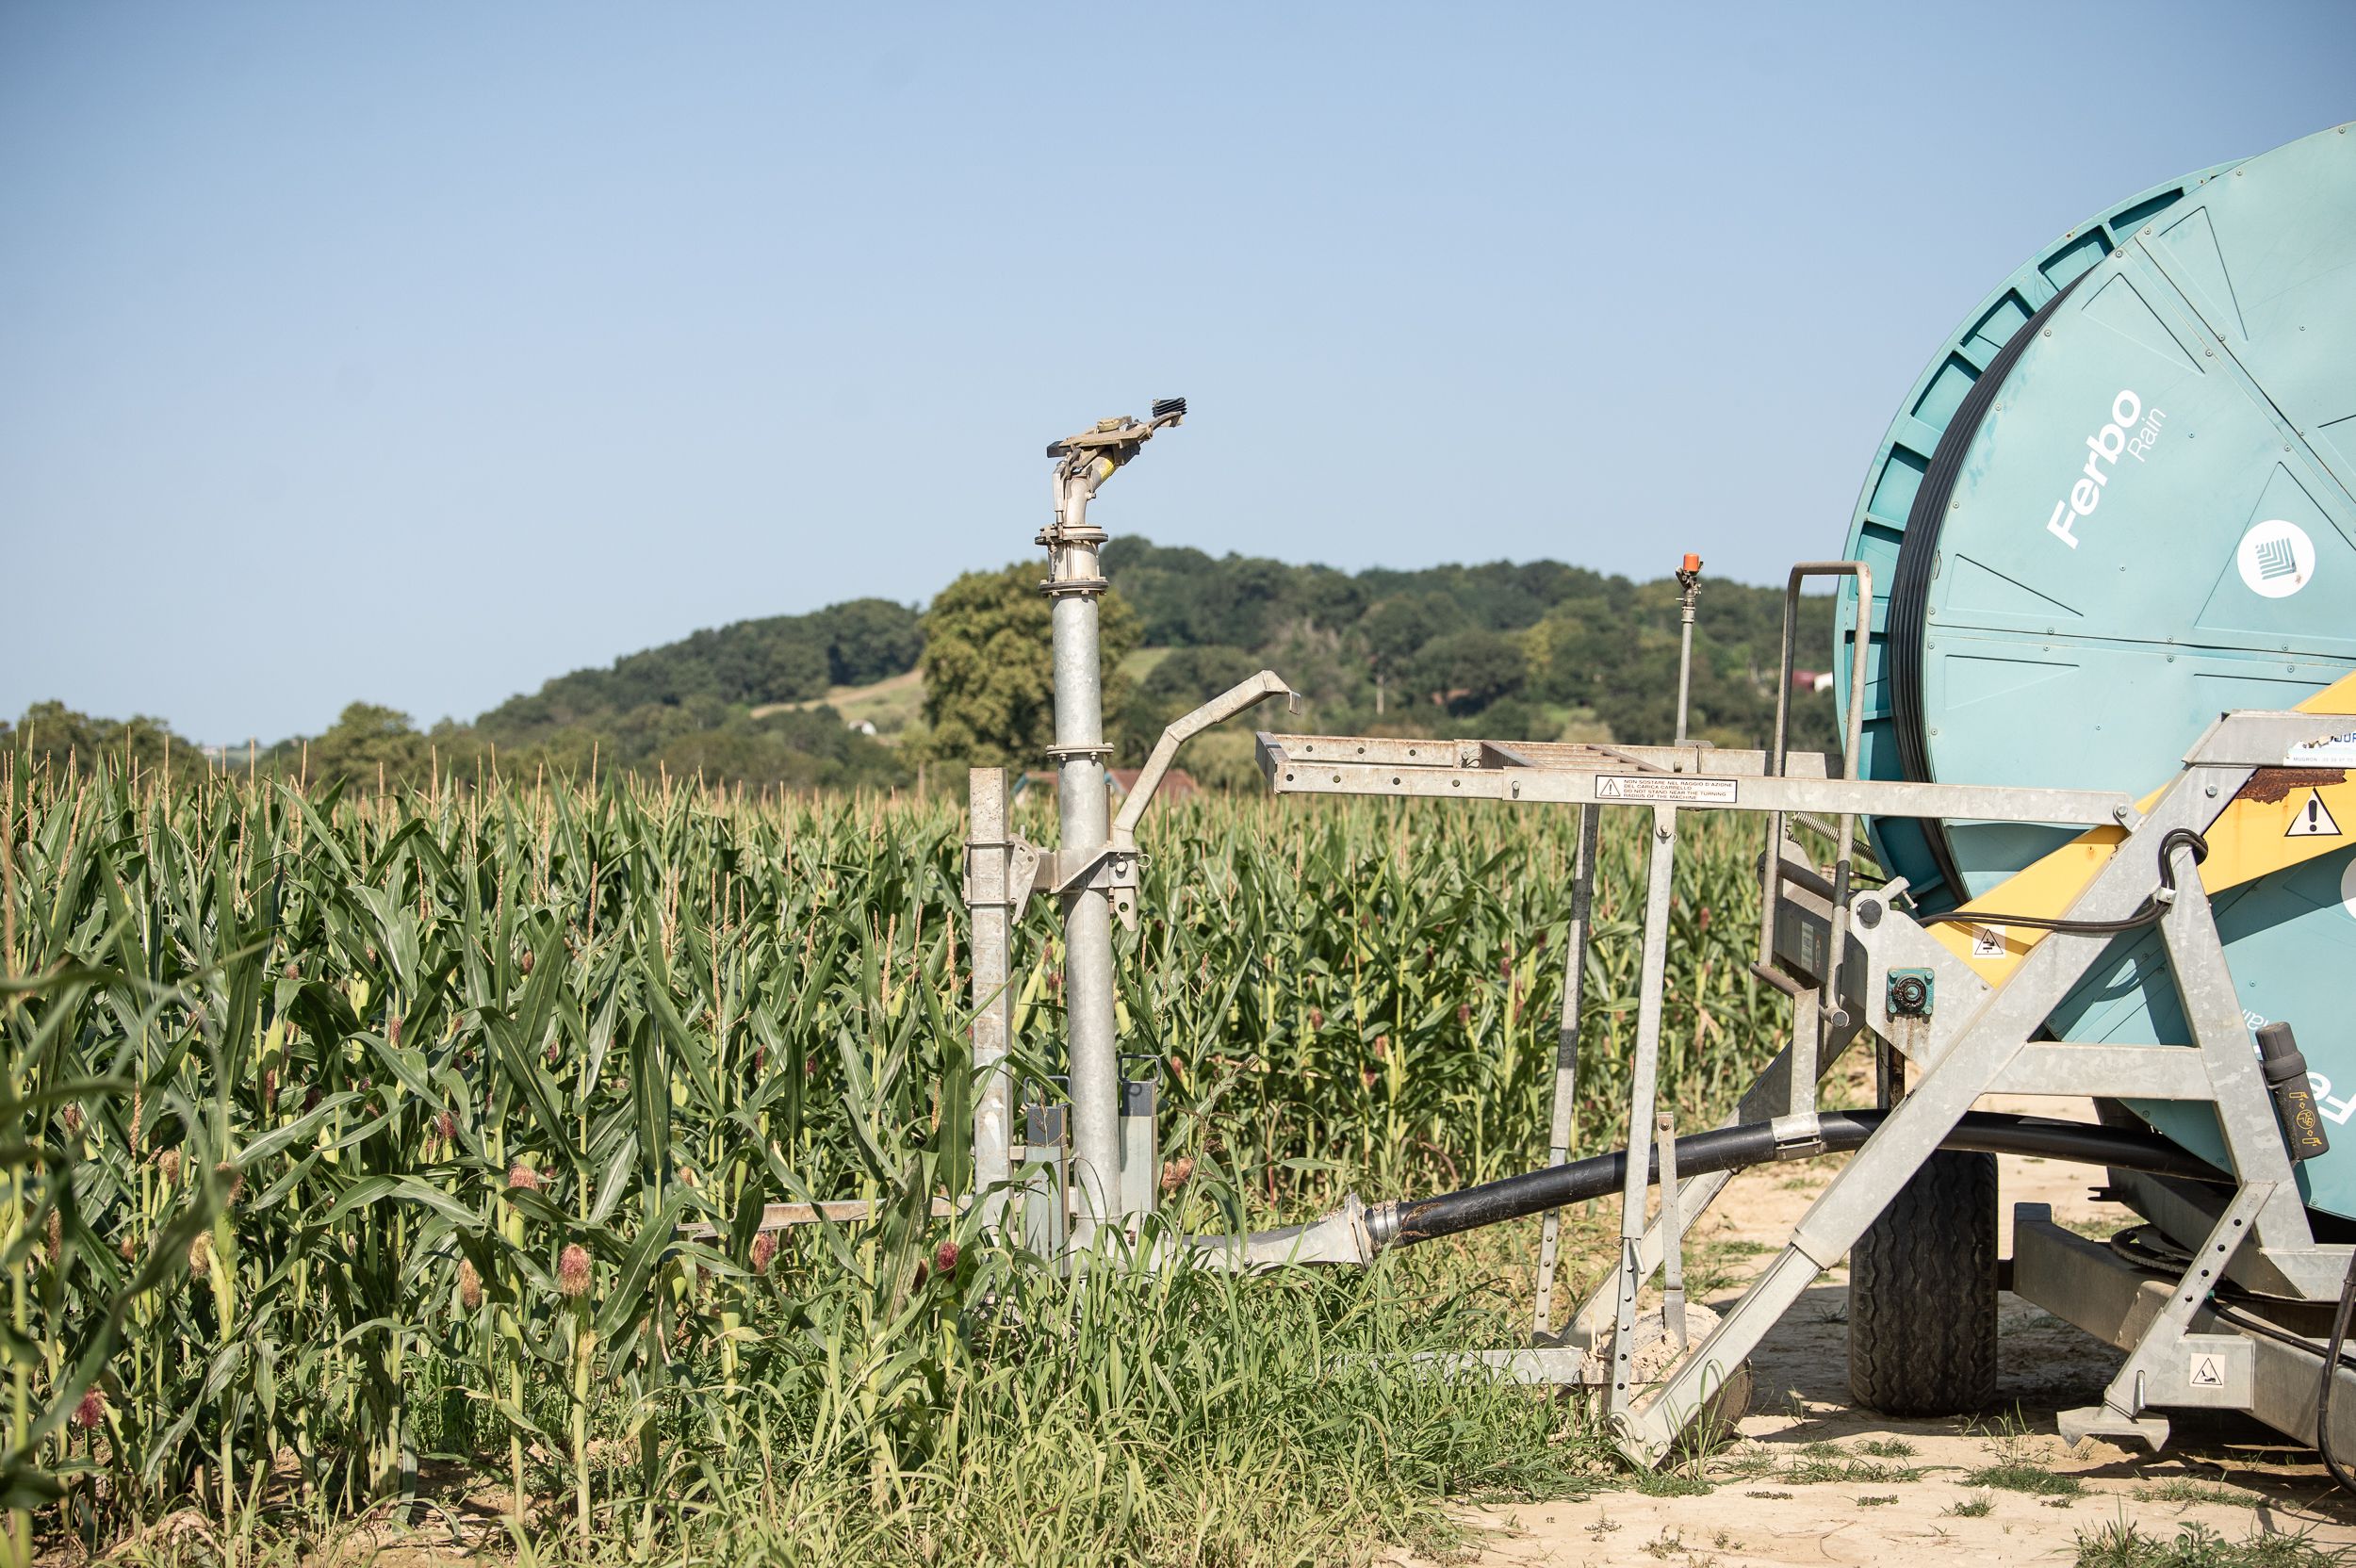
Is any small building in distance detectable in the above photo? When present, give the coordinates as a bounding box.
[1110,767,1197,803]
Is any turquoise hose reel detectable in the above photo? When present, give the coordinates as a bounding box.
[1833,122,2356,1218]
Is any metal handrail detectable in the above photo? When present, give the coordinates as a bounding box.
[1759,562,1873,1115]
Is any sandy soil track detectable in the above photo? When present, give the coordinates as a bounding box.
[1410,1101,2356,1566]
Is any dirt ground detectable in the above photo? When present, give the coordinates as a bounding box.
[1408,1098,2356,1567]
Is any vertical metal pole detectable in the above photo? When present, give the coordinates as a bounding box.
[1672,555,1702,745]
[966,767,1014,1227]
[1789,987,1824,1120]
[1044,482,1121,1245]
[1531,802,1599,1340]
[1609,805,1678,1418]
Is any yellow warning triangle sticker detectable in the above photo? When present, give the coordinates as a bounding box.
[2285,791,2343,838]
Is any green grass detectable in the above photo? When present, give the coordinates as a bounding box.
[1945,1492,1997,1517]
[2137,1479,2265,1510]
[2060,1215,2127,1241]
[1779,1443,1923,1486]
[1633,1469,1713,1498]
[1967,1462,2086,1497]
[2076,1519,2354,1567]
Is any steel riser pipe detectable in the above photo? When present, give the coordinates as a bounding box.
[1048,526,1120,1242]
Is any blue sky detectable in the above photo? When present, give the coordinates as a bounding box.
[4,2,2350,743]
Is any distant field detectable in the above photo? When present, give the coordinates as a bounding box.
[751,664,924,736]
[753,647,1177,745]
[1119,645,1170,681]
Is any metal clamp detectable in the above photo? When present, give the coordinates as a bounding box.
[961,836,1046,909]
[1768,1112,1825,1159]
[1052,847,1143,895]
[1052,847,1146,929]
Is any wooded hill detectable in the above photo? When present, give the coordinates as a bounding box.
[7,544,1841,792]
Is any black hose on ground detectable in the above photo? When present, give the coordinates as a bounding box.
[1376,1108,2228,1250]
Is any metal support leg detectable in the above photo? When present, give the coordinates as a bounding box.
[1609,806,1679,1419]
[1658,1113,1686,1349]
[1532,803,1600,1339]
[1787,987,1823,1119]
[2159,862,2315,1258]
[967,767,1016,1228]
[2061,1181,2274,1449]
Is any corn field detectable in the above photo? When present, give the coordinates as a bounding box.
[0,760,1791,1563]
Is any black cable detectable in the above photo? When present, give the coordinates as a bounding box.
[2321,1245,2356,1494]
[1917,828,2207,938]
[2108,1222,2199,1275]
[1381,1107,2226,1249]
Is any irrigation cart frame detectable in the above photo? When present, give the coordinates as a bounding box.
[958,404,2356,1473]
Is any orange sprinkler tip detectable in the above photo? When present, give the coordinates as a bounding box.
[1681,553,1702,573]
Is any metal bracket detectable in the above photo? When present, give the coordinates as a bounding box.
[1112,669,1300,850]
[1052,846,1146,930]
[964,837,1141,927]
[961,835,1048,909]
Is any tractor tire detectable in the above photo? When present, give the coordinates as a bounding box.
[1847,1149,1999,1416]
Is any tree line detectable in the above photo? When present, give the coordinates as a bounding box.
[6,543,1841,792]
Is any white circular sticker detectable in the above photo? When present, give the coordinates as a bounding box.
[2237,518,2315,598]
[2342,854,2356,922]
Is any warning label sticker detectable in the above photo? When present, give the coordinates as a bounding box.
[1594,775,1738,806]
[1970,925,2008,959]
[2287,729,2356,766]
[2189,1353,2225,1388]
[2286,792,2343,838]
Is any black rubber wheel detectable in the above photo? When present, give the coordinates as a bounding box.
[1848,1149,1999,1416]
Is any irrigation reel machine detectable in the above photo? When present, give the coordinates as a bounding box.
[958,122,2356,1476]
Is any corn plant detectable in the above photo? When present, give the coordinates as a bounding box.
[0,752,1789,1560]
